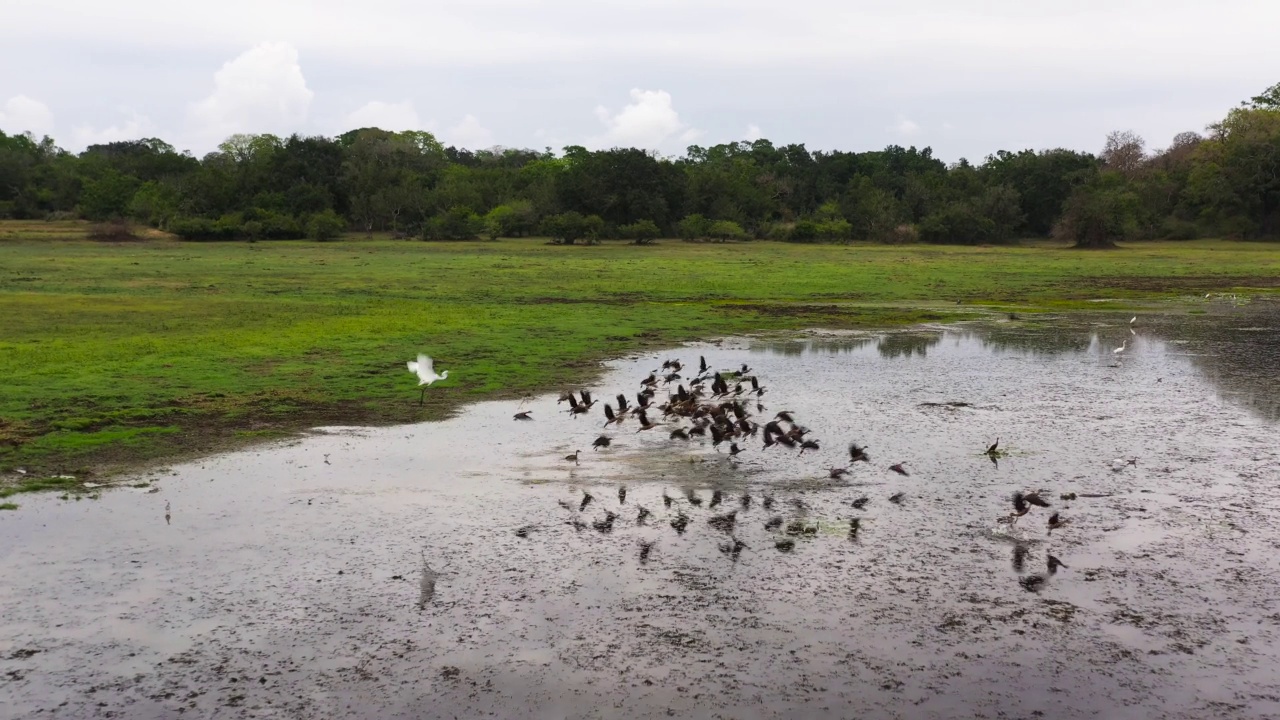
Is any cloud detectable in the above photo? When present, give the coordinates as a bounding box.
[744,123,763,141]
[591,89,701,150]
[187,42,314,146]
[0,95,55,136]
[71,108,156,148]
[445,114,494,149]
[893,117,921,136]
[344,101,423,132]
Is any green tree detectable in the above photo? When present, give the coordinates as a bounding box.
[424,206,482,240]
[1052,177,1139,248]
[306,209,347,241]
[708,219,746,241]
[620,219,661,245]
[79,170,140,220]
[676,213,710,240]
[919,202,996,245]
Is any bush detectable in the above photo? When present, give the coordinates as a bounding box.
[816,218,853,242]
[306,209,347,241]
[787,220,819,243]
[885,224,920,245]
[423,206,481,241]
[919,202,996,245]
[708,220,746,242]
[620,219,661,245]
[45,210,79,222]
[169,214,245,241]
[86,219,139,241]
[1051,184,1138,248]
[541,211,602,244]
[241,220,264,242]
[676,213,710,241]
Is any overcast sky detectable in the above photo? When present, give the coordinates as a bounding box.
[2,0,1278,162]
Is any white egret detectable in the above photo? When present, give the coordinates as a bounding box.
[1113,339,1127,354]
[406,354,450,404]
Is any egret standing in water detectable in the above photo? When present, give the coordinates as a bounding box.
[407,354,450,404]
[1113,339,1127,355]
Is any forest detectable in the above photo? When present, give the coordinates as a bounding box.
[2,83,1278,248]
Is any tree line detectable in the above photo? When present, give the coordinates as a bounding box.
[1,83,1278,247]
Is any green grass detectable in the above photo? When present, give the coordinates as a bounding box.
[2,226,1278,481]
[0,502,17,510]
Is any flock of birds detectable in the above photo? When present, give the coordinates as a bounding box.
[399,350,1081,593]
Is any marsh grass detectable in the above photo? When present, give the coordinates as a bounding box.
[2,229,1278,480]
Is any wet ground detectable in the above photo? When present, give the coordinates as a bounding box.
[3,298,1279,719]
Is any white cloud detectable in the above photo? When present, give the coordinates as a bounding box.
[187,42,314,147]
[0,95,55,137]
[445,114,494,148]
[71,108,156,148]
[591,89,701,150]
[744,123,763,141]
[893,117,921,136]
[344,100,422,132]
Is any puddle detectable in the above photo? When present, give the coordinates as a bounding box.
[2,302,1279,718]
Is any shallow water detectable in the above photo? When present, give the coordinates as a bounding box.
[3,299,1280,719]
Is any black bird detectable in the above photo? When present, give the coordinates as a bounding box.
[1019,574,1046,592]
[889,463,910,476]
[637,506,651,525]
[670,427,690,441]
[1012,544,1028,572]
[618,485,627,504]
[849,443,870,463]
[1047,555,1068,575]
[888,492,905,505]
[830,467,850,479]
[775,539,796,552]
[513,410,533,421]
[719,537,747,560]
[699,355,708,374]
[749,376,763,395]
[593,435,612,450]
[1010,491,1051,523]
[708,511,737,533]
[557,499,574,511]
[740,493,752,510]
[635,410,658,433]
[580,390,596,408]
[565,450,581,466]
[662,491,674,508]
[764,516,783,531]
[579,491,594,511]
[616,393,629,411]
[603,403,619,427]
[775,411,795,423]
[639,541,655,564]
[686,489,703,507]
[799,439,820,455]
[557,391,574,404]
[1048,512,1068,532]
[729,442,744,457]
[848,517,861,539]
[762,495,775,510]
[986,438,1000,456]
[851,496,869,510]
[710,489,723,508]
[670,513,690,534]
[515,525,536,538]
[593,510,618,534]
[739,363,752,374]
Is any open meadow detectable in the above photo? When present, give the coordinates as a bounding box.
[2,220,1279,486]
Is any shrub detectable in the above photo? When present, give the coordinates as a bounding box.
[86,219,139,241]
[44,210,79,222]
[1051,184,1138,248]
[816,218,853,242]
[423,206,481,241]
[884,224,920,245]
[676,213,710,241]
[620,219,662,245]
[708,220,746,242]
[919,202,996,245]
[306,209,347,241]
[787,220,819,243]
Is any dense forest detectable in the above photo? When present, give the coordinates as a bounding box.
[2,83,1278,247]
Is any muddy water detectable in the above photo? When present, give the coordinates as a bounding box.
[3,301,1279,719]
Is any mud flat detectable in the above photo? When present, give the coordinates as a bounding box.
[2,304,1279,719]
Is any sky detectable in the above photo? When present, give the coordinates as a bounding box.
[2,0,1278,162]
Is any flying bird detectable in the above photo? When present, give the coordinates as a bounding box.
[889,463,910,476]
[513,410,533,421]
[1010,490,1050,524]
[849,443,870,463]
[406,354,450,404]
[593,435,612,450]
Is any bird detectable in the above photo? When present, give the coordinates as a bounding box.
[618,485,627,504]
[1114,339,1127,354]
[662,491,674,508]
[686,489,703,507]
[669,427,690,441]
[699,356,708,374]
[764,516,783,531]
[639,541,655,564]
[708,511,737,533]
[513,410,533,421]
[593,511,618,534]
[709,489,723,508]
[579,491,594,511]
[323,453,331,465]
[515,525,536,538]
[762,495,775,510]
[1010,490,1050,524]
[564,450,581,466]
[636,506,651,524]
[670,513,690,535]
[851,497,869,510]
[740,493,752,509]
[1019,574,1046,592]
[406,354,449,404]
[1047,555,1068,575]
[798,439,820,455]
[1048,512,1068,532]
[1012,544,1028,572]
[164,500,171,525]
[829,467,850,479]
[719,537,747,560]
[1130,316,1137,325]
[592,435,612,450]
[775,539,796,552]
[848,517,861,539]
[986,438,1000,456]
[888,492,905,505]
[889,463,909,476]
[849,443,870,463]
[602,403,619,427]
[728,442,744,457]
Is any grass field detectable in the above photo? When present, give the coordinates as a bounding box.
[2,220,1278,486]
